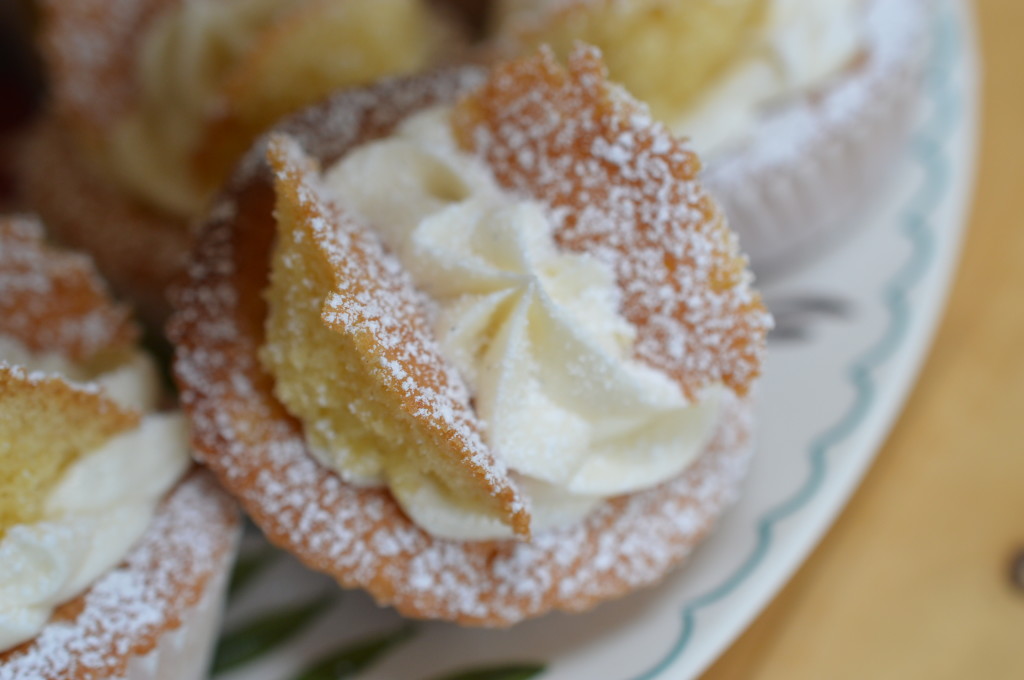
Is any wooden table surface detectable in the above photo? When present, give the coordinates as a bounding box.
[703,2,1024,678]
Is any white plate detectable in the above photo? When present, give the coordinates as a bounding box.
[211,2,978,678]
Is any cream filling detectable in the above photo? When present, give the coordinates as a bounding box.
[0,338,162,412]
[312,106,722,540]
[106,0,450,217]
[106,0,288,216]
[670,0,864,156]
[0,341,190,651]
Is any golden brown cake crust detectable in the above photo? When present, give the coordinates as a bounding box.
[0,471,240,680]
[36,0,178,136]
[0,214,138,360]
[171,61,761,626]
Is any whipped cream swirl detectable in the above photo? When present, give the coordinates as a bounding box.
[318,106,723,540]
[0,342,190,651]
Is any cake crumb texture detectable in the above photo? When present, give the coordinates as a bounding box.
[0,365,139,535]
[262,137,530,537]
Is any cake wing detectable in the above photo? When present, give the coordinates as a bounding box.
[0,216,138,361]
[0,364,140,535]
[263,135,531,538]
[452,46,771,400]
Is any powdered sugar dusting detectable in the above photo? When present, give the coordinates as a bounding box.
[0,472,239,679]
[0,215,138,361]
[267,137,529,534]
[171,64,758,625]
[454,46,771,400]
[39,0,178,131]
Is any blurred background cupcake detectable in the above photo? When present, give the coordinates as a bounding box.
[489,0,930,274]
[0,215,240,680]
[18,0,469,324]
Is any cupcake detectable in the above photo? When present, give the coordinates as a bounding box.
[22,0,466,324]
[170,47,770,626]
[0,215,240,679]
[489,0,930,272]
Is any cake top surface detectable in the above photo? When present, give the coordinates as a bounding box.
[0,216,138,362]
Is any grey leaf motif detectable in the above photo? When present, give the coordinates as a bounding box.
[766,293,852,342]
[427,664,546,680]
[213,598,333,674]
[293,624,417,680]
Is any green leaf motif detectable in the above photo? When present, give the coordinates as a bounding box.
[212,598,333,674]
[428,665,546,680]
[294,624,417,680]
